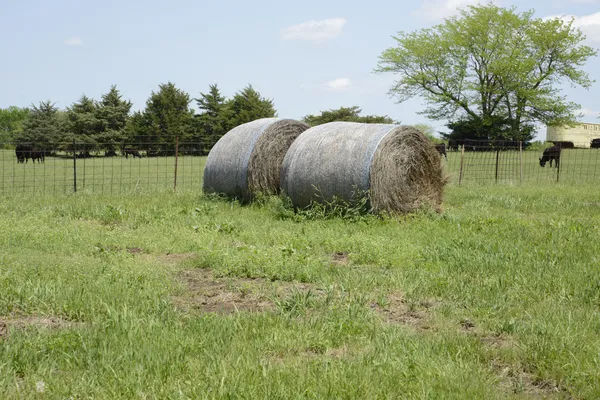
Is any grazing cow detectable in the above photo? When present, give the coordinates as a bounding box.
[434,143,447,160]
[104,150,118,157]
[15,144,31,163]
[30,149,45,163]
[539,146,561,168]
[123,148,142,159]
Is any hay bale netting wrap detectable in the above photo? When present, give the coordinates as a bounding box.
[280,122,446,214]
[203,118,310,201]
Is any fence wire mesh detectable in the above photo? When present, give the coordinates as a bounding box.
[1,137,205,195]
[2,139,600,196]
[442,141,600,185]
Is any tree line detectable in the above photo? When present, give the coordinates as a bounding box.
[1,85,399,155]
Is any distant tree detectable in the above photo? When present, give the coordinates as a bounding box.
[16,101,65,151]
[195,84,230,153]
[139,82,196,154]
[413,123,441,142]
[376,4,597,135]
[442,116,536,142]
[66,95,102,154]
[96,85,132,153]
[226,85,276,127]
[302,106,395,126]
[0,106,29,148]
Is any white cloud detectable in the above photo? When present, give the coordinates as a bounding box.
[545,12,600,43]
[579,108,600,117]
[281,18,346,41]
[64,37,83,46]
[325,78,352,91]
[412,0,500,21]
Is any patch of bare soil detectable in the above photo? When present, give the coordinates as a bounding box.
[157,252,196,265]
[491,360,566,397]
[331,252,350,266]
[372,293,435,330]
[0,315,82,339]
[174,268,317,315]
[126,247,145,254]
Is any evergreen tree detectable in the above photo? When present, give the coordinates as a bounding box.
[226,85,276,127]
[16,101,64,151]
[66,95,102,154]
[195,84,229,153]
[141,82,196,155]
[97,85,132,154]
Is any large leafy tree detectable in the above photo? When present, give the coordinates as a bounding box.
[376,4,597,140]
[16,101,65,151]
[303,106,395,126]
[97,85,132,153]
[0,106,29,148]
[139,82,196,154]
[66,95,102,153]
[195,84,230,153]
[226,85,276,127]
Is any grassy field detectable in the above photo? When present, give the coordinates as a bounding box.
[1,178,600,398]
[2,147,600,195]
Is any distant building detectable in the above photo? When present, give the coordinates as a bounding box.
[546,122,600,148]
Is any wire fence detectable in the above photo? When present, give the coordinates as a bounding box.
[2,138,600,196]
[441,140,600,185]
[1,137,205,195]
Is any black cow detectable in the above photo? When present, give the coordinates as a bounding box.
[30,149,45,163]
[123,148,142,159]
[15,144,44,163]
[434,143,447,160]
[539,146,561,168]
[104,150,118,157]
[15,144,30,163]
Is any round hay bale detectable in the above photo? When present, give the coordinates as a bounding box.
[280,122,446,214]
[203,118,310,201]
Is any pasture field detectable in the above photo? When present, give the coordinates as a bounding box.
[2,147,600,196]
[1,178,600,398]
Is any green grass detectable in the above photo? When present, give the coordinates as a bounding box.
[1,179,600,398]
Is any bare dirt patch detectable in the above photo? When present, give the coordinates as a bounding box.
[158,252,196,265]
[126,247,145,254]
[372,293,434,330]
[331,252,350,266]
[491,360,565,397]
[174,268,318,315]
[0,315,82,339]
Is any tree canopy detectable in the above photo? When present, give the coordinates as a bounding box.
[17,101,65,150]
[376,3,597,141]
[0,106,29,148]
[302,106,395,126]
[226,85,276,127]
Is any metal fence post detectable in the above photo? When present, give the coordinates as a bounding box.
[73,138,77,193]
[174,136,179,191]
[459,145,465,185]
[519,141,523,185]
[495,149,500,183]
[556,154,561,183]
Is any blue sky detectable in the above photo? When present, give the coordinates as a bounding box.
[1,0,599,140]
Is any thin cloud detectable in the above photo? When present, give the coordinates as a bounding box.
[579,108,600,118]
[64,37,83,46]
[281,18,346,41]
[545,12,600,43]
[411,0,501,21]
[325,78,352,91]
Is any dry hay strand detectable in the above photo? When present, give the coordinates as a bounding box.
[280,122,446,214]
[370,126,446,214]
[203,118,309,202]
